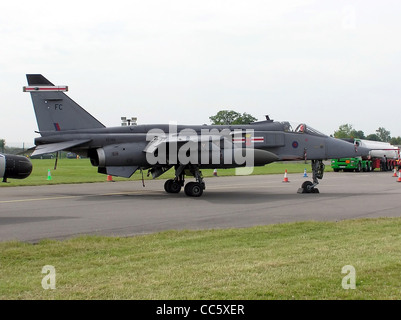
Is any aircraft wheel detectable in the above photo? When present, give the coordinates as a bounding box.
[164,179,181,193]
[170,181,181,193]
[300,181,314,194]
[164,179,173,193]
[184,182,203,197]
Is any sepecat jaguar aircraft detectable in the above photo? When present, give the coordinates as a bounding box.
[24,74,370,196]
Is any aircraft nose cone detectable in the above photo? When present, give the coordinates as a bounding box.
[355,146,371,158]
[326,138,370,159]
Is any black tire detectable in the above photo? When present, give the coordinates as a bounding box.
[164,179,173,193]
[301,181,313,193]
[170,181,181,193]
[164,179,181,193]
[184,182,203,197]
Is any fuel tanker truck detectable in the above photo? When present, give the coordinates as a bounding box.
[331,139,400,172]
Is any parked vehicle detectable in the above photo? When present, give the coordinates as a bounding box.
[331,139,400,172]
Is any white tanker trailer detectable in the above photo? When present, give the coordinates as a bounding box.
[356,139,399,160]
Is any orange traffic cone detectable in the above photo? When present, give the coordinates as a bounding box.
[107,175,114,182]
[397,170,401,183]
[393,168,398,177]
[282,169,289,182]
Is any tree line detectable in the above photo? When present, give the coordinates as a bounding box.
[0,139,5,153]
[333,124,401,145]
[0,139,29,155]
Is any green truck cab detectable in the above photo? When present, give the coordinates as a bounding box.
[331,157,373,172]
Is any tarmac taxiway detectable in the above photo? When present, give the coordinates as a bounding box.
[1,172,401,242]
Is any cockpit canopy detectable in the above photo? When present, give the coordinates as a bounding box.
[280,121,327,137]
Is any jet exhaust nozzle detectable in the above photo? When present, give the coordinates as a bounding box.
[0,154,33,181]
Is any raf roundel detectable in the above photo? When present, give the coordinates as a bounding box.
[292,141,299,149]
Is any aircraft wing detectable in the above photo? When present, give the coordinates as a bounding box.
[31,139,91,156]
[143,134,226,154]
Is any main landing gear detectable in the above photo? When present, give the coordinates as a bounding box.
[164,165,205,197]
[297,160,325,194]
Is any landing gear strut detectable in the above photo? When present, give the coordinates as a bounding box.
[298,160,325,194]
[164,165,206,197]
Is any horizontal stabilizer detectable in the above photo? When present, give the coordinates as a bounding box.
[31,139,91,156]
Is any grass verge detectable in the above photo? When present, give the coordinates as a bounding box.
[1,218,400,299]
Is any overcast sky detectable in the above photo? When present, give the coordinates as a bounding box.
[1,0,400,147]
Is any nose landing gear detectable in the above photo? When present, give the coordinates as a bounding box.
[298,160,325,194]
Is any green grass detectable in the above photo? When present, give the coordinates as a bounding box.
[1,218,400,299]
[1,158,332,187]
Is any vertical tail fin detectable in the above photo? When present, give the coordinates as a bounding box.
[25,74,105,134]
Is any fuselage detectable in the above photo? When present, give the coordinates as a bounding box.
[34,120,370,170]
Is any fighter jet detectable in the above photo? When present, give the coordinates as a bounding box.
[0,153,33,182]
[24,74,370,196]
